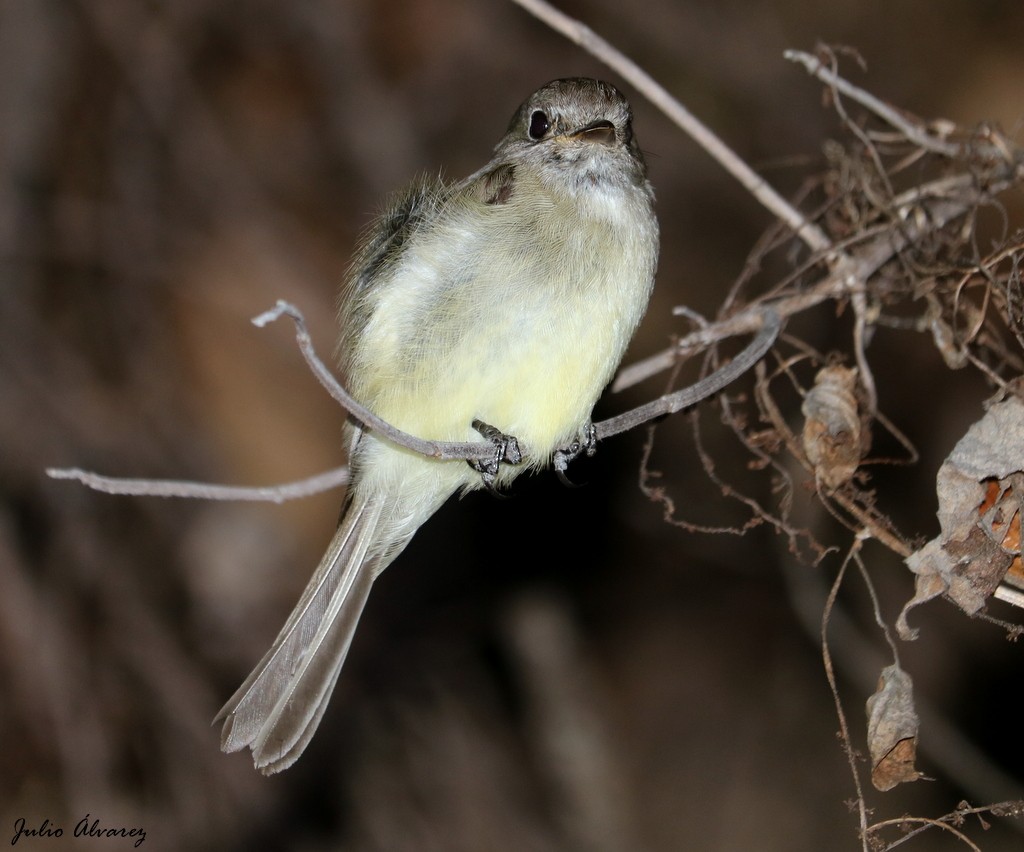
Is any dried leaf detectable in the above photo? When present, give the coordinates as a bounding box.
[899,396,1024,639]
[866,664,923,791]
[801,366,868,489]
[982,477,1024,590]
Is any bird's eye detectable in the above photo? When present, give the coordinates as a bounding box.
[528,110,551,140]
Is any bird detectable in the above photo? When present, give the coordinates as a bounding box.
[215,77,659,773]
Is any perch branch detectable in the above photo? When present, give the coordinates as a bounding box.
[48,301,778,502]
[264,302,780,450]
[250,302,495,464]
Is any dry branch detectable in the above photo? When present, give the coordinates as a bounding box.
[47,301,780,500]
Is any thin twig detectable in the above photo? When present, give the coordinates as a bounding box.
[785,49,962,159]
[851,287,879,413]
[614,171,1012,391]
[45,465,349,503]
[822,543,871,852]
[852,547,901,664]
[868,815,983,851]
[595,308,780,440]
[510,0,832,255]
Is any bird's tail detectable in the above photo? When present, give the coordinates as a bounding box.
[214,487,424,774]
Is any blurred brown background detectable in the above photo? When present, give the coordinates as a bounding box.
[2,1,1023,850]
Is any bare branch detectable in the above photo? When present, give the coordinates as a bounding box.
[595,308,780,440]
[45,465,349,503]
[252,301,497,464]
[868,814,983,852]
[785,48,963,159]
[48,301,778,502]
[821,544,872,851]
[614,170,1017,391]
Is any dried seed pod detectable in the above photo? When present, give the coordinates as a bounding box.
[866,664,923,791]
[801,365,868,490]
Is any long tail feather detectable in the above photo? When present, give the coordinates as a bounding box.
[215,493,392,773]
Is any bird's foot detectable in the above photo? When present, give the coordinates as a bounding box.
[470,419,523,492]
[553,422,597,487]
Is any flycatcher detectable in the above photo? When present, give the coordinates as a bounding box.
[216,77,660,773]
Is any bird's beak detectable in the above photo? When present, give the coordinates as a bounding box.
[568,119,616,146]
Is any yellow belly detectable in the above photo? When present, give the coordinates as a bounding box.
[346,170,657,485]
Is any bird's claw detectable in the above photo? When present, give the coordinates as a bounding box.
[553,423,597,487]
[470,419,522,492]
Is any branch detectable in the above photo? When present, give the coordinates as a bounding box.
[785,49,963,159]
[250,301,496,465]
[595,308,780,440]
[614,170,1015,391]
[509,0,832,255]
[259,300,779,451]
[45,465,349,503]
[48,300,778,502]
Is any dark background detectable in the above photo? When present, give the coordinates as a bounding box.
[2,1,1023,849]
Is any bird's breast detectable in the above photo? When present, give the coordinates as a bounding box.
[350,179,657,471]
